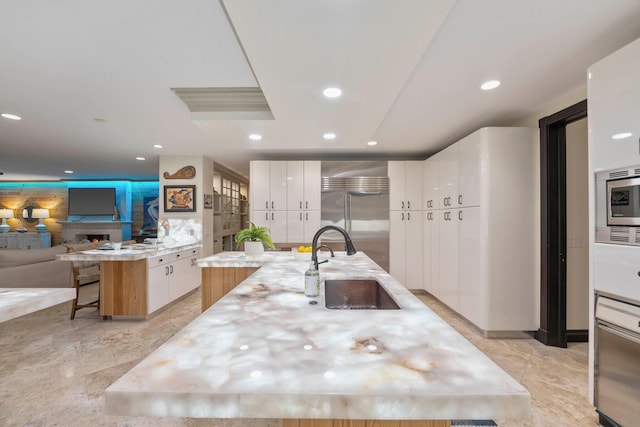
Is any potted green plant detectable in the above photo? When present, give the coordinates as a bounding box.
[235,222,276,256]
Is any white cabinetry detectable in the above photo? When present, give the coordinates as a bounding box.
[423,127,538,333]
[389,160,424,289]
[438,208,459,310]
[437,144,459,209]
[286,161,321,242]
[250,160,288,242]
[389,161,423,210]
[147,247,201,315]
[250,160,321,243]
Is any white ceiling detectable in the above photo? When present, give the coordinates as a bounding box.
[2,0,640,181]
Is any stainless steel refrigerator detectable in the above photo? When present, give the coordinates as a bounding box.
[320,161,389,272]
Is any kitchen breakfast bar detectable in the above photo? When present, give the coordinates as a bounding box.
[104,251,530,425]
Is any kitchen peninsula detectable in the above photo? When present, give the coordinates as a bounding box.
[56,242,201,318]
[105,252,530,425]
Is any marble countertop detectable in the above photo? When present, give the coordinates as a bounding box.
[0,288,76,323]
[56,242,201,262]
[106,251,530,420]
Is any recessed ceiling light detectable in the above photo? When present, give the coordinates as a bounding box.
[367,141,378,146]
[153,144,163,149]
[93,118,107,123]
[480,80,501,90]
[323,133,336,140]
[612,132,633,140]
[323,87,342,98]
[249,134,262,141]
[64,170,74,174]
[1,113,21,120]
[136,157,146,161]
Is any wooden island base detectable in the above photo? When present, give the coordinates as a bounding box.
[201,266,259,311]
[283,419,450,427]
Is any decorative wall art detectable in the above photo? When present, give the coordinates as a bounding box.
[164,185,196,212]
[163,165,196,180]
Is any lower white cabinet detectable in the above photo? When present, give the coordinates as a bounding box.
[390,210,423,288]
[251,210,287,243]
[287,210,321,242]
[438,209,459,311]
[458,207,482,326]
[147,247,201,315]
[422,210,438,296]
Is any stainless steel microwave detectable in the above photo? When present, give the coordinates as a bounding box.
[607,176,640,226]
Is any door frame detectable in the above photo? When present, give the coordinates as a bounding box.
[536,99,587,348]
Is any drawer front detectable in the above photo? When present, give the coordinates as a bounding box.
[148,254,172,268]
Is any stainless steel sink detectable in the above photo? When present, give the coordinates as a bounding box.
[324,279,400,310]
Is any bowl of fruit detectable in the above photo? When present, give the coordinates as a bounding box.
[292,245,313,261]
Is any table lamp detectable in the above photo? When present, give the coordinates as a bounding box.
[32,208,50,232]
[0,208,13,233]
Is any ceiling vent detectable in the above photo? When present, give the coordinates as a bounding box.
[171,87,273,120]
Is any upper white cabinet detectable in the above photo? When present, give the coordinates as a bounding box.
[286,161,321,211]
[250,160,287,211]
[389,161,423,211]
[458,135,481,207]
[437,144,459,209]
[423,157,439,210]
[589,37,640,172]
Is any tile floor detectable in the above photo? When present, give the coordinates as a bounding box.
[0,284,598,426]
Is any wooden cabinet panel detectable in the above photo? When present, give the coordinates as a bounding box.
[201,266,259,311]
[100,259,148,316]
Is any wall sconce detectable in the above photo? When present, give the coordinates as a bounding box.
[0,208,13,233]
[24,208,50,232]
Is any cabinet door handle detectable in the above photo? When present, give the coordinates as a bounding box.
[300,201,302,209]
[176,254,180,258]
[265,212,269,221]
[271,213,274,221]
[458,195,462,205]
[459,210,463,221]
[271,201,274,209]
[165,266,169,276]
[305,201,308,209]
[300,212,303,221]
[401,201,405,209]
[407,212,411,221]
[266,201,269,209]
[170,265,173,274]
[401,212,405,221]
[306,212,309,221]
[407,201,411,209]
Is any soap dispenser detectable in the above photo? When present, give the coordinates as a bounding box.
[304,261,319,297]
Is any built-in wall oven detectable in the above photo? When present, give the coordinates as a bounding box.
[596,167,640,245]
[595,295,640,426]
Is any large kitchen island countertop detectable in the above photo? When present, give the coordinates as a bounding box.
[105,251,530,421]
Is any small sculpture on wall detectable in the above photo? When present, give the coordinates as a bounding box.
[163,165,196,180]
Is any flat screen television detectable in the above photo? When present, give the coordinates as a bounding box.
[68,187,116,216]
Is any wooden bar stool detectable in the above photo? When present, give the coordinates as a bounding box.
[70,262,102,320]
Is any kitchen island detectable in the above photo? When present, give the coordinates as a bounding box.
[105,251,530,424]
[56,243,201,318]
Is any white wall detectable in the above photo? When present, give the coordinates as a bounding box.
[159,155,214,255]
